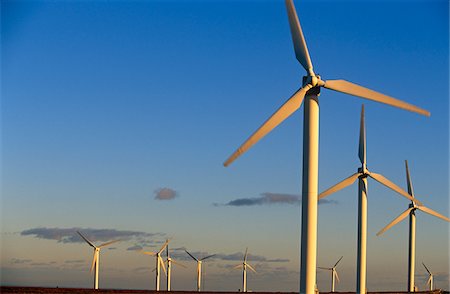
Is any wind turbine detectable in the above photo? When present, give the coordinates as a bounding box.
[222,0,429,293]
[77,231,120,290]
[234,248,256,293]
[318,105,420,293]
[142,239,169,291]
[318,256,343,292]
[376,160,450,292]
[422,262,434,291]
[165,244,186,291]
[185,249,216,291]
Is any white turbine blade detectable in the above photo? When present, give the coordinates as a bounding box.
[234,264,243,270]
[418,206,450,222]
[369,172,420,204]
[158,239,170,254]
[323,79,430,117]
[77,231,96,248]
[318,172,360,199]
[247,264,257,273]
[405,160,415,197]
[200,254,216,261]
[142,251,156,256]
[427,275,432,285]
[98,239,120,248]
[224,87,309,166]
[171,259,187,268]
[317,267,332,271]
[244,248,248,262]
[334,270,340,283]
[422,262,431,275]
[185,250,199,262]
[159,257,167,276]
[334,256,343,267]
[359,105,366,165]
[90,251,97,272]
[376,207,413,236]
[284,0,314,74]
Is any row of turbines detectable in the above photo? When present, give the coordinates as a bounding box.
[221,0,448,293]
[77,231,256,292]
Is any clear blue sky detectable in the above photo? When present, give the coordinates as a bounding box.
[1,0,449,291]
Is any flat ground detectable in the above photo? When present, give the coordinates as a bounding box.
[0,287,448,294]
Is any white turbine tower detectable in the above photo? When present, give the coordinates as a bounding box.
[422,262,434,291]
[234,248,256,293]
[142,239,169,291]
[318,256,343,292]
[318,105,420,293]
[185,249,216,291]
[165,244,186,291]
[223,1,429,293]
[376,160,450,292]
[77,231,120,290]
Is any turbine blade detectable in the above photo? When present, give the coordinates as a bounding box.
[317,267,332,270]
[418,206,450,222]
[323,79,430,117]
[142,251,156,256]
[200,254,216,261]
[98,239,120,248]
[405,160,415,198]
[158,239,170,254]
[77,231,96,248]
[369,172,420,204]
[334,256,343,267]
[171,260,187,268]
[422,262,431,275]
[376,207,413,236]
[224,87,308,166]
[359,105,366,165]
[234,264,243,270]
[427,275,432,285]
[284,0,314,74]
[159,257,167,276]
[334,270,340,283]
[244,248,248,262]
[318,172,360,199]
[247,264,257,273]
[185,250,199,262]
[90,251,97,272]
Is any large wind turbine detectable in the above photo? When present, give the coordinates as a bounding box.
[223,0,429,293]
[234,248,256,293]
[165,244,186,291]
[142,239,169,291]
[185,249,216,291]
[77,231,120,290]
[318,256,343,292]
[376,160,450,292]
[422,262,434,291]
[318,105,420,293]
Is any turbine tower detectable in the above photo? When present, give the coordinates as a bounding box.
[77,231,120,290]
[234,248,256,293]
[318,105,420,293]
[318,256,343,292]
[422,262,434,291]
[185,249,216,291]
[142,239,169,291]
[223,1,429,293]
[376,160,450,292]
[165,243,186,291]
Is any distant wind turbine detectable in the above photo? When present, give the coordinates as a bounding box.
[77,231,120,290]
[319,105,419,293]
[422,262,434,291]
[185,249,216,291]
[142,239,169,291]
[376,160,450,292]
[165,244,186,291]
[223,0,429,293]
[234,248,256,293]
[318,256,343,292]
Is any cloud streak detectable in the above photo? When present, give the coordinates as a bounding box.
[154,187,178,200]
[21,227,165,244]
[216,192,338,207]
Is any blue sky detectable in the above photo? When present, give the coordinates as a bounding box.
[1,0,449,291]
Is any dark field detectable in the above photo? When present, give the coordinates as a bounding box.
[0,288,448,294]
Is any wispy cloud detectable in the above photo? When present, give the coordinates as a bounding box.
[154,187,178,200]
[10,258,32,264]
[215,192,338,207]
[21,227,165,244]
